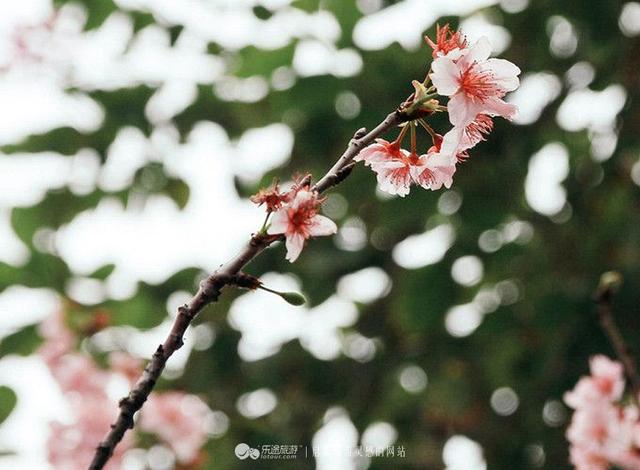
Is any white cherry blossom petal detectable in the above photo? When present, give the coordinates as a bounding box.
[285,232,305,262]
[267,210,290,234]
[308,215,338,237]
[431,57,460,96]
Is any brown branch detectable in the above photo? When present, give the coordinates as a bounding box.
[595,271,640,408]
[88,107,409,470]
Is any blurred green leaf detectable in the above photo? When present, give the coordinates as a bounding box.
[89,264,116,280]
[0,386,17,426]
[0,326,42,360]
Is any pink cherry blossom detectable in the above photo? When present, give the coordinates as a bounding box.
[354,139,415,196]
[39,310,212,468]
[590,355,625,401]
[250,180,290,212]
[431,37,520,127]
[48,396,131,470]
[39,315,132,470]
[565,377,609,410]
[425,23,468,60]
[139,392,211,464]
[357,134,458,196]
[410,143,457,191]
[354,138,405,167]
[456,114,494,158]
[38,309,74,366]
[569,445,610,470]
[109,351,143,386]
[369,153,413,196]
[564,355,640,470]
[369,150,457,196]
[267,188,337,262]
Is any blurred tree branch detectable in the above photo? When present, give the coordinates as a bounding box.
[596,271,640,408]
[88,107,411,470]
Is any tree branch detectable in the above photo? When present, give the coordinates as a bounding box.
[595,271,640,408]
[88,107,409,470]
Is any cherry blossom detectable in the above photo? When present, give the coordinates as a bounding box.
[267,188,337,262]
[351,30,518,197]
[38,309,74,366]
[366,148,413,197]
[38,311,133,469]
[354,138,405,167]
[431,36,520,127]
[109,351,143,386]
[48,396,131,470]
[38,309,215,468]
[564,355,640,470]
[590,355,626,401]
[425,23,468,60]
[373,149,457,195]
[355,135,458,196]
[250,180,290,213]
[458,114,494,156]
[139,392,211,464]
[410,147,457,191]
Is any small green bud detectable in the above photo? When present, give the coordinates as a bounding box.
[411,80,429,101]
[599,271,623,294]
[404,81,439,115]
[279,291,307,306]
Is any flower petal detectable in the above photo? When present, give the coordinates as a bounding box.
[485,58,521,92]
[460,36,492,68]
[447,93,483,127]
[438,128,463,161]
[285,232,305,262]
[411,154,457,190]
[483,96,518,121]
[435,165,456,189]
[267,210,289,234]
[431,57,460,96]
[377,166,412,196]
[308,215,337,237]
[355,143,384,164]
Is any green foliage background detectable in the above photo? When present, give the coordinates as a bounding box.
[2,0,640,468]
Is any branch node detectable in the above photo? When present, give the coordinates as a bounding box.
[231,272,262,290]
[170,332,184,349]
[199,276,225,301]
[353,127,367,139]
[177,304,191,318]
[334,162,357,186]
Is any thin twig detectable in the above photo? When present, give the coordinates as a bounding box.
[88,108,410,470]
[595,271,640,408]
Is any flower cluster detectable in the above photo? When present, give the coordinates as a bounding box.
[39,310,133,470]
[250,25,519,263]
[140,392,211,465]
[251,177,337,263]
[356,25,520,197]
[39,309,214,468]
[564,355,640,470]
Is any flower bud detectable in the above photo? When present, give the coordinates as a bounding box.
[599,271,623,294]
[279,291,307,306]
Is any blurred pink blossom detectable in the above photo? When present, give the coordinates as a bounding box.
[564,355,640,470]
[140,392,211,464]
[38,309,212,468]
